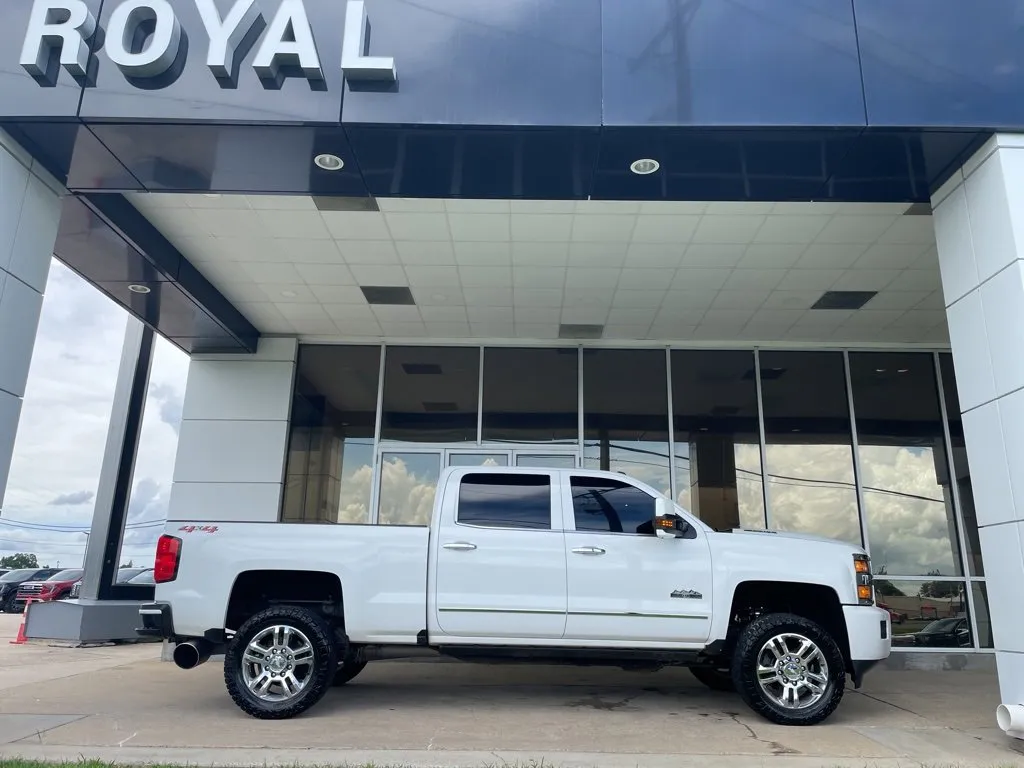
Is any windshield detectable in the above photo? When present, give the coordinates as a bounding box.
[127,570,154,584]
[921,618,961,634]
[0,569,36,582]
[47,569,83,582]
[115,567,147,582]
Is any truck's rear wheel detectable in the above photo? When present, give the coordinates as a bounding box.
[731,612,845,726]
[690,666,735,692]
[224,606,338,719]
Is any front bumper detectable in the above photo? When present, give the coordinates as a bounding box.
[844,604,892,688]
[137,602,174,639]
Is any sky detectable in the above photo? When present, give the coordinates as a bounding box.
[2,259,189,569]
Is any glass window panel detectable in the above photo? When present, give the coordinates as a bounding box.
[881,579,971,649]
[971,582,993,649]
[381,347,479,442]
[583,350,671,496]
[448,453,509,467]
[940,354,983,576]
[759,351,860,545]
[571,476,656,535]
[281,345,380,524]
[850,353,963,577]
[482,348,578,443]
[671,350,765,531]
[378,453,440,526]
[516,453,577,468]
[457,473,551,529]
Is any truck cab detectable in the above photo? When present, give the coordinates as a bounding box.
[141,466,891,726]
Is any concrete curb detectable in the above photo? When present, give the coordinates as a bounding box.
[0,745,1022,768]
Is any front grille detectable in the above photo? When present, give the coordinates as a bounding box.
[18,584,42,596]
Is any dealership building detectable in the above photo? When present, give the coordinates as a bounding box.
[1,0,1024,734]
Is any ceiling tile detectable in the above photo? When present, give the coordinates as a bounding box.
[691,215,766,244]
[513,267,566,289]
[448,213,511,241]
[815,215,899,244]
[577,200,642,215]
[276,303,331,321]
[183,193,252,210]
[514,305,562,323]
[608,307,659,325]
[613,289,669,308]
[911,247,940,271]
[797,243,870,269]
[245,193,313,209]
[382,212,451,241]
[396,241,457,265]
[468,306,514,323]
[263,284,317,303]
[377,198,446,213]
[219,283,271,303]
[322,303,376,321]
[259,211,331,240]
[278,239,346,264]
[704,202,776,215]
[625,243,686,268]
[333,319,383,336]
[603,325,653,340]
[772,202,842,216]
[349,264,408,285]
[618,268,675,290]
[445,199,511,213]
[839,310,904,327]
[654,308,707,326]
[699,311,750,330]
[754,215,829,244]
[463,287,513,305]
[310,284,366,303]
[372,305,423,323]
[738,244,804,269]
[917,291,946,309]
[681,244,747,267]
[510,214,574,242]
[781,325,835,341]
[419,306,469,322]
[563,287,615,306]
[711,290,770,310]
[794,309,855,327]
[510,200,576,214]
[761,289,822,310]
[864,291,930,310]
[412,287,465,306]
[631,215,700,243]
[853,243,932,270]
[722,269,785,291]
[565,267,621,288]
[198,261,249,284]
[571,215,636,242]
[514,288,564,307]
[337,240,400,264]
[294,264,355,286]
[840,203,909,215]
[323,211,392,240]
[471,321,516,337]
[425,321,473,337]
[380,321,429,337]
[640,201,707,215]
[235,301,287,328]
[459,266,512,287]
[651,323,698,338]
[662,290,717,311]
[562,306,610,324]
[289,318,340,336]
[569,243,627,267]
[776,269,846,290]
[172,235,220,262]
[240,262,304,284]
[887,269,942,291]
[404,266,460,286]
[878,216,936,245]
[512,242,570,266]
[831,270,900,291]
[749,309,803,327]
[454,242,512,266]
[513,323,560,339]
[888,309,947,328]
[192,209,268,238]
[671,268,732,291]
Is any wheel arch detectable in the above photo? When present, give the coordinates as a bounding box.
[225,569,345,633]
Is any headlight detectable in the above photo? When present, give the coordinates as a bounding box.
[853,554,874,605]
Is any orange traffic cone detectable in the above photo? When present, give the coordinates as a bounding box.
[10,598,33,645]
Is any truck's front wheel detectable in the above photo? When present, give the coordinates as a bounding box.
[224,606,339,719]
[731,613,845,726]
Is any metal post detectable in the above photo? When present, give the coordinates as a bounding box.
[80,319,154,601]
[844,351,872,553]
[753,348,770,529]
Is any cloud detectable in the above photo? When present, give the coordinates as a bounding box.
[47,490,94,506]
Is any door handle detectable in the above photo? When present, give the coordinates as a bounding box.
[571,546,606,555]
[442,542,477,551]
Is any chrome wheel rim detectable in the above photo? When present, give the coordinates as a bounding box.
[241,624,315,702]
[756,632,829,710]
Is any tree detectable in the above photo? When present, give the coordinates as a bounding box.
[0,553,38,569]
[872,565,905,598]
[920,570,963,600]
[119,559,134,568]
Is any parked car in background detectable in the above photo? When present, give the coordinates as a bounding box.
[0,568,60,612]
[68,567,151,599]
[125,568,154,585]
[16,569,83,609]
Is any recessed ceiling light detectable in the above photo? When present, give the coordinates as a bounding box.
[876,368,886,373]
[630,158,660,175]
[898,368,909,373]
[281,290,297,298]
[128,284,151,294]
[314,153,344,171]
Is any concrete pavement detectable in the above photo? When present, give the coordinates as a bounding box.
[0,614,1018,766]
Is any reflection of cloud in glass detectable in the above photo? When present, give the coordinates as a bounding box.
[378,454,441,526]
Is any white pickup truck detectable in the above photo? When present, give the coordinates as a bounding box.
[139,467,891,725]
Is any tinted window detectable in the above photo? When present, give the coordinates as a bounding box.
[571,476,656,535]
[381,347,479,442]
[457,474,551,530]
[940,354,983,575]
[0,570,36,582]
[127,570,155,585]
[482,348,578,443]
[48,569,83,582]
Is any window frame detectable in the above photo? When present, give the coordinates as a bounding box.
[455,471,556,532]
[566,474,661,537]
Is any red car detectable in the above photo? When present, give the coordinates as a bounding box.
[15,568,84,610]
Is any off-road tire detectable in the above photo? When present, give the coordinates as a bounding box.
[690,666,736,692]
[332,658,368,686]
[731,612,845,726]
[224,605,338,720]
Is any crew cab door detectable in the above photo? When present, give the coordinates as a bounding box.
[430,470,567,640]
[562,473,713,646]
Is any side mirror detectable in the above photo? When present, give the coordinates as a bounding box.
[654,498,691,539]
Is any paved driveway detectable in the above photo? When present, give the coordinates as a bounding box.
[0,614,1018,767]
